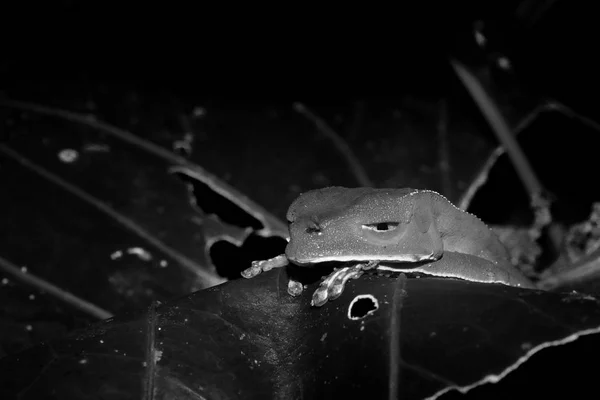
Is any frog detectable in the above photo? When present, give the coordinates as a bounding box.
[241,187,535,306]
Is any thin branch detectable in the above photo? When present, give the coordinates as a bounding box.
[457,147,503,211]
[517,0,560,28]
[0,144,226,288]
[451,59,560,251]
[450,59,545,198]
[294,102,373,187]
[0,255,113,320]
[538,247,600,290]
[547,101,600,133]
[0,98,288,239]
[437,98,452,199]
[347,100,366,142]
[457,102,549,211]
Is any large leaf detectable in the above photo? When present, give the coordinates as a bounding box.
[0,87,504,358]
[2,252,599,399]
[0,100,287,356]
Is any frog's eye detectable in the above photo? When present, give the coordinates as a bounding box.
[362,222,400,232]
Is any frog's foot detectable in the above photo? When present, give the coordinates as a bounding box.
[241,254,289,279]
[311,261,379,307]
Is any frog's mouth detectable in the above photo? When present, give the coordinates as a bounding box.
[289,253,438,266]
[288,256,444,280]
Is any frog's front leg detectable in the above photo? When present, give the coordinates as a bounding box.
[311,261,379,307]
[242,255,305,297]
[241,254,288,278]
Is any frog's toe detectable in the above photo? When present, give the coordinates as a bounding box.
[287,279,304,297]
[328,283,344,301]
[329,267,364,301]
[241,255,289,279]
[311,269,345,306]
[363,260,379,271]
[310,264,369,306]
[241,264,262,278]
[311,286,330,307]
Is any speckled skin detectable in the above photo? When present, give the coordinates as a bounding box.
[284,187,534,289]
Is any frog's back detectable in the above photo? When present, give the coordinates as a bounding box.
[421,190,512,265]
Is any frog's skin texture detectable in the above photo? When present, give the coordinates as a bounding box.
[242,187,535,306]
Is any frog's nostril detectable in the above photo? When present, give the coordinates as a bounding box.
[305,219,322,234]
[306,225,321,234]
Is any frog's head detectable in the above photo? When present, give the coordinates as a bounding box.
[284,187,443,266]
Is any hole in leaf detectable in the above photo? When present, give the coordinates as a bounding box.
[348,295,379,319]
[210,234,287,280]
[174,172,264,231]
